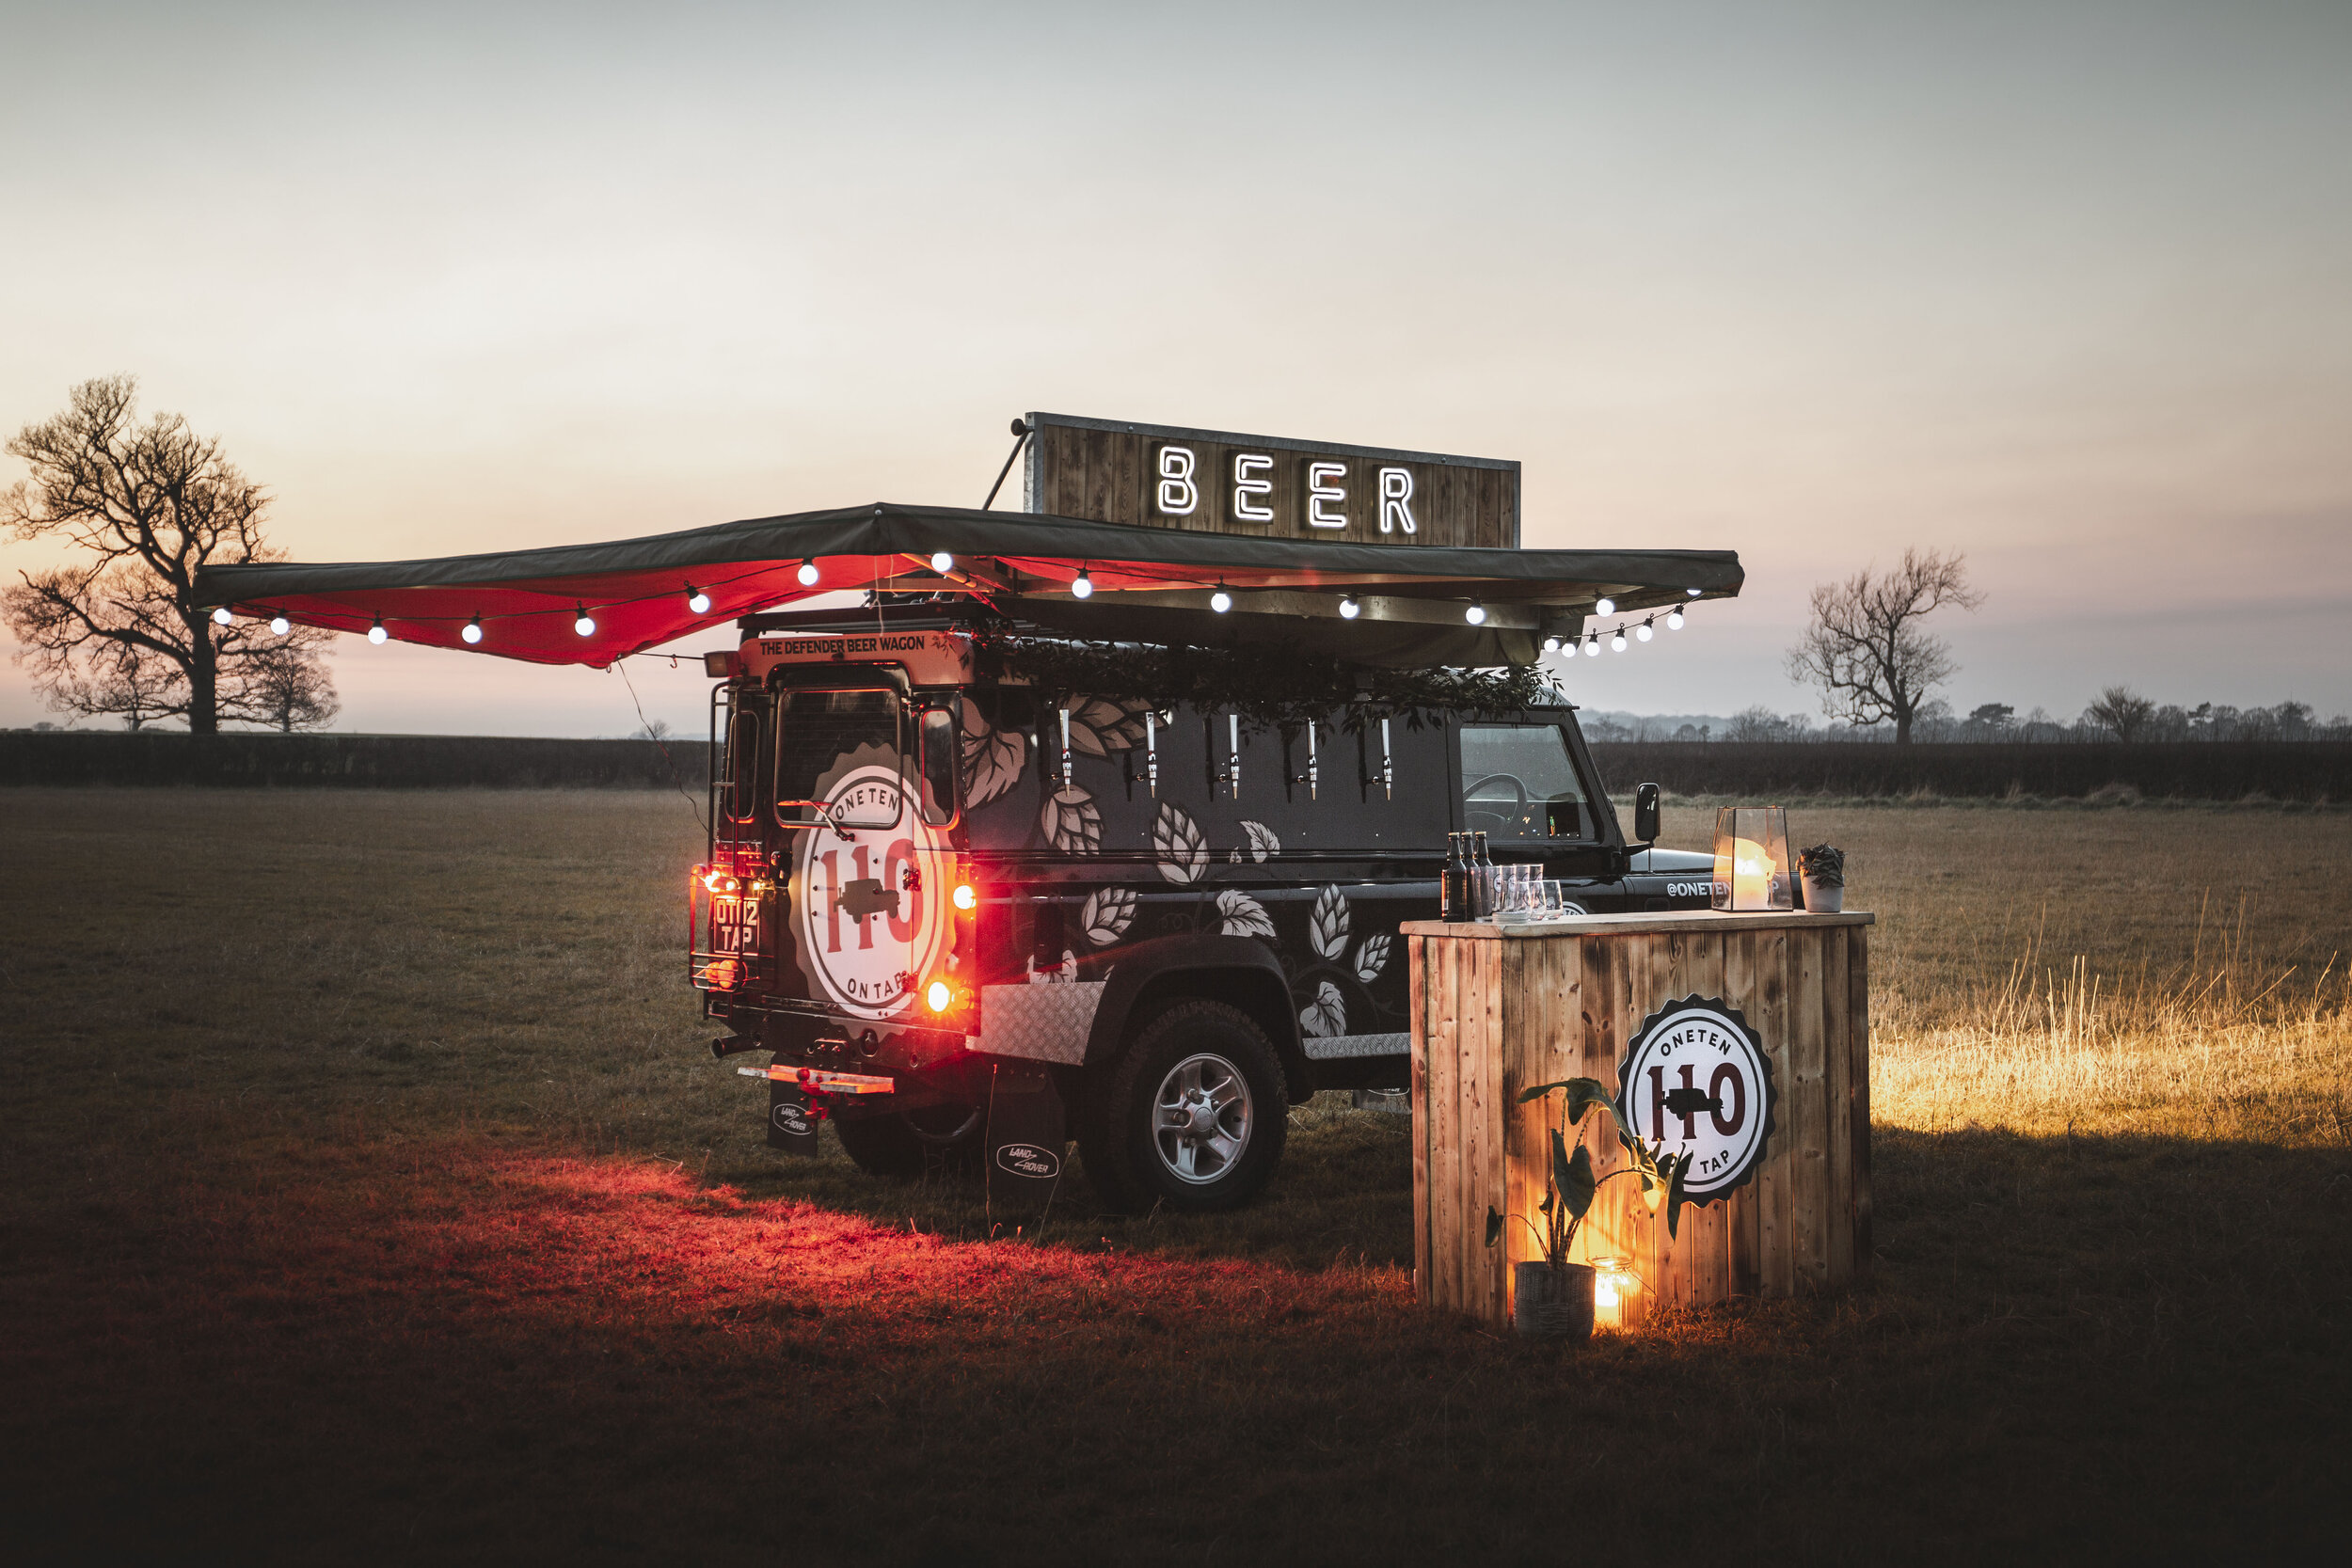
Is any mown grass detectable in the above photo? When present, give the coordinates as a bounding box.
[3,789,2349,1563]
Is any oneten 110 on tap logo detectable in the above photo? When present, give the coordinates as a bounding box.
[1614,996,1777,1201]
[788,765,949,1019]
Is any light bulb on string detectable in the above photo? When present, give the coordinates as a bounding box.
[1339,594,1361,620]
[269,615,290,636]
[687,585,711,614]
[462,616,484,644]
[1667,608,1684,629]
[1611,630,1629,652]
[1465,600,1486,626]
[212,607,232,626]
[1687,587,1702,597]
[1595,597,1615,616]
[1636,618,1654,641]
[797,559,820,587]
[1070,567,1093,599]
[1210,586,1232,613]
[574,605,596,637]
[368,618,388,645]
[1583,636,1600,657]
[930,551,954,574]
[1542,635,1561,653]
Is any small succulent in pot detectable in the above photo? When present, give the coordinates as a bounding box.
[1798,843,1846,912]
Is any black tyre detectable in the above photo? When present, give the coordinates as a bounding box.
[1076,999,1288,1214]
[833,1103,981,1177]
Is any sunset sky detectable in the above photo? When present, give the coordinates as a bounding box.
[4,0,2347,736]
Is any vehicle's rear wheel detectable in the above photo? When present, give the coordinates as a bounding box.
[1077,999,1287,1213]
[833,1103,980,1177]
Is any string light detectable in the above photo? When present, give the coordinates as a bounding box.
[1071,567,1093,599]
[1636,617,1654,641]
[1339,594,1361,620]
[574,605,596,637]
[212,607,232,626]
[687,585,711,614]
[1611,630,1629,652]
[1542,635,1562,652]
[797,559,820,587]
[1687,587,1702,596]
[462,616,484,644]
[1583,636,1600,657]
[368,617,388,644]
[930,551,954,574]
[1667,607,1684,629]
[1210,586,1232,613]
[1465,600,1487,626]
[269,614,290,636]
[1596,596,1615,616]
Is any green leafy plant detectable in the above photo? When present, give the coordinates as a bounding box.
[1484,1077,1693,1275]
[1798,843,1846,887]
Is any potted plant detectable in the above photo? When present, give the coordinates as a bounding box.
[1486,1077,1691,1339]
[1797,843,1846,913]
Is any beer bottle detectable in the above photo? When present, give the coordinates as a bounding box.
[1442,832,1470,923]
[1471,831,1494,920]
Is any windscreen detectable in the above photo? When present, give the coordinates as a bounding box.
[775,689,905,830]
[1460,723,1592,841]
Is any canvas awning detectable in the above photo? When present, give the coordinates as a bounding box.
[193,501,1742,669]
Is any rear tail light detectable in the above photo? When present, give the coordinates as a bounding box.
[952,883,977,911]
[926,980,954,1013]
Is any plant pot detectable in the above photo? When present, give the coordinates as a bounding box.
[1801,876,1844,913]
[1512,1261,1596,1340]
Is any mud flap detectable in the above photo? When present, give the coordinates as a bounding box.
[985,1065,1067,1212]
[767,1080,820,1155]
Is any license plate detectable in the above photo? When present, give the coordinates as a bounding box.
[710,895,756,955]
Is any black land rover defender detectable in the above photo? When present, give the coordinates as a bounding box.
[691,610,1715,1212]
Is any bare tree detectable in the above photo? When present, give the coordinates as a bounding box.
[1786,547,1983,745]
[2083,685,2157,743]
[243,641,342,732]
[3,376,337,733]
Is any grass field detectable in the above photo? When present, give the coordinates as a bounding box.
[4,789,2348,1563]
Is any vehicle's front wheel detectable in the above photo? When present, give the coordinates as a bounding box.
[1077,999,1287,1213]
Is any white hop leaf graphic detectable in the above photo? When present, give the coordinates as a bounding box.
[1308,883,1351,960]
[1216,889,1276,940]
[1152,800,1206,885]
[1040,784,1102,854]
[1081,886,1136,947]
[1063,695,1151,757]
[961,705,1027,810]
[1299,980,1346,1039]
[1239,820,1279,863]
[1353,932,1391,983]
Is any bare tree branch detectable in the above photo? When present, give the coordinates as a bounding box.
[1785,546,1983,744]
[4,375,332,733]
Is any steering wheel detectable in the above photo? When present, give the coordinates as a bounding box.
[1464,772,1530,835]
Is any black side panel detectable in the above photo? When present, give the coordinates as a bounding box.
[1082,932,1300,1068]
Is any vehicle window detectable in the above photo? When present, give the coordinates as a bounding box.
[723,700,763,823]
[1460,723,1591,840]
[775,689,904,830]
[914,703,959,827]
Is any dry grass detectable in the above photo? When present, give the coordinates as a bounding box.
[4,789,2350,1563]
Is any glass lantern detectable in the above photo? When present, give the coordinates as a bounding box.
[1711,805,1793,911]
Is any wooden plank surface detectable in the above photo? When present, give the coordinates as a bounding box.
[1788,926,1831,1291]
[1723,928,1761,1296]
[1754,925,1793,1298]
[1823,924,1855,1286]
[1849,927,1874,1273]
[1399,911,1876,939]
[1408,934,1431,1304]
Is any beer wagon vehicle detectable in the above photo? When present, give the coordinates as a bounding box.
[197,413,1742,1212]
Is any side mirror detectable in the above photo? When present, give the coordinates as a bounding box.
[1633,782,1661,846]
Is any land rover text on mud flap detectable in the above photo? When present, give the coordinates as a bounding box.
[691,611,1720,1212]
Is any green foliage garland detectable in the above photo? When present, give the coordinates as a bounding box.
[971,629,1555,732]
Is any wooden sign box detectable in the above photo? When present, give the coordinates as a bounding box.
[1403,911,1874,1330]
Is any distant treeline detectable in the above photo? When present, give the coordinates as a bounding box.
[1590,741,2352,802]
[0,732,713,789]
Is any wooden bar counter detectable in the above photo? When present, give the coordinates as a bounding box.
[1404,911,1874,1330]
